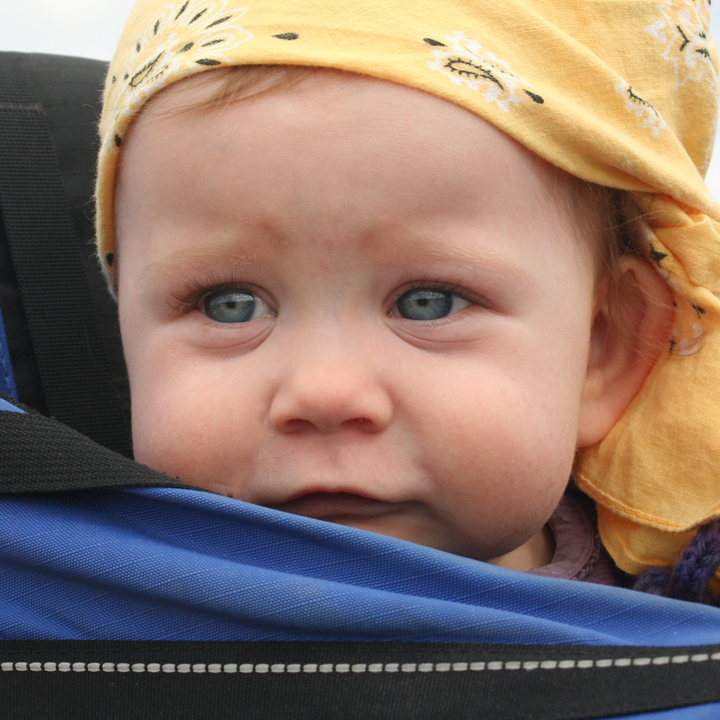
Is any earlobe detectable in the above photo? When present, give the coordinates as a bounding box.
[577,257,674,448]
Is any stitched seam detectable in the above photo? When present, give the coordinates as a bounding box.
[2,652,718,674]
[575,472,718,531]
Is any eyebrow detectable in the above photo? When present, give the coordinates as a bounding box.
[140,245,260,289]
[417,234,537,288]
[139,231,537,292]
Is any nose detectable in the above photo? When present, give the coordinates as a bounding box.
[269,357,393,434]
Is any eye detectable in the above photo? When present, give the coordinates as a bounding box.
[203,288,273,323]
[394,287,471,321]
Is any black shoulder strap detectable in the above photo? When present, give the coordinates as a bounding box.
[0,404,187,493]
[0,52,131,457]
[1,638,720,719]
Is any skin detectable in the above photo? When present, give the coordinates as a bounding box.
[115,70,669,570]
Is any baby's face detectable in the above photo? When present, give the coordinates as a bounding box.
[116,71,597,568]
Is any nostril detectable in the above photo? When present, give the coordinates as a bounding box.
[281,418,316,433]
[279,416,377,434]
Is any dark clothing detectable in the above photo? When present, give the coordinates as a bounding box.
[531,491,625,586]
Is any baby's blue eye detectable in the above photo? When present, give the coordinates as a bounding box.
[395,288,470,321]
[203,288,272,323]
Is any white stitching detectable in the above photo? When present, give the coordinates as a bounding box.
[1,653,717,674]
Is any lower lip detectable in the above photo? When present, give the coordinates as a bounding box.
[272,492,401,519]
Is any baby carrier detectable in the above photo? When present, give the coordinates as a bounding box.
[1,50,720,720]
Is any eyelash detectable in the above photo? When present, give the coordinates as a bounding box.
[394,277,490,312]
[171,272,246,314]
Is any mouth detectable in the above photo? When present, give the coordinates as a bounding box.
[269,491,406,520]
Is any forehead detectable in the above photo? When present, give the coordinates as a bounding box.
[115,69,591,286]
[120,67,565,203]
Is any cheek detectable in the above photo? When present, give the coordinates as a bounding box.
[424,370,579,493]
[406,331,588,554]
[418,333,585,472]
[126,340,266,491]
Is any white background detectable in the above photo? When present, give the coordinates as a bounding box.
[1,0,720,198]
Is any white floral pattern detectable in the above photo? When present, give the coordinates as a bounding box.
[102,0,253,154]
[615,81,667,137]
[645,0,716,91]
[426,31,541,112]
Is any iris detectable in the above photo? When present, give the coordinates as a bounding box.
[396,288,455,321]
[204,289,260,323]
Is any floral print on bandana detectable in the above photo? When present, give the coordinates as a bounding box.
[645,0,716,92]
[615,81,667,137]
[425,31,543,112]
[102,0,253,154]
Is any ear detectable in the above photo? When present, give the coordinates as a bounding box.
[577,256,674,448]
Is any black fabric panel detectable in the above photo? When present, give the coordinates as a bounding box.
[15,53,130,431]
[0,53,131,457]
[0,640,719,719]
[0,408,187,493]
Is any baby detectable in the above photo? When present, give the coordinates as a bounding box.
[98,0,720,592]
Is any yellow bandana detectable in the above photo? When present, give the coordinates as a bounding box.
[97,0,720,577]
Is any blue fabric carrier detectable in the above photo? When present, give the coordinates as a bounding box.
[0,303,17,400]
[2,483,720,647]
[0,396,21,413]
